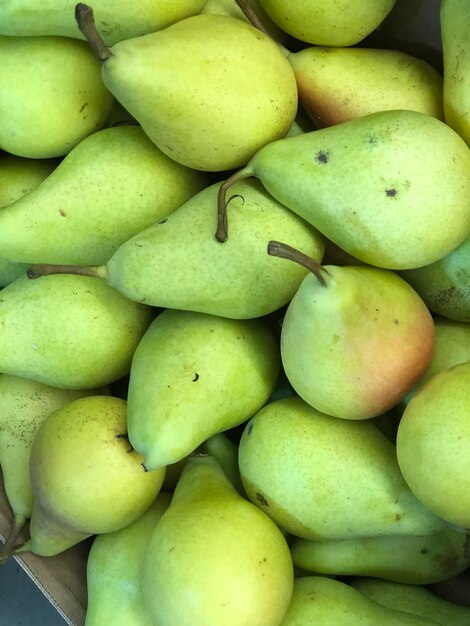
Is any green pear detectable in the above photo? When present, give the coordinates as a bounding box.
[0,126,207,266]
[397,362,470,528]
[0,274,152,389]
[239,396,457,541]
[201,433,245,496]
[289,47,443,128]
[0,36,113,158]
[77,9,297,171]
[0,0,207,45]
[280,576,440,625]
[127,309,280,469]
[29,180,324,319]
[85,492,172,626]
[20,396,165,557]
[442,0,470,145]
[141,455,293,625]
[269,243,435,419]
[219,110,470,270]
[291,530,470,584]
[352,578,470,626]
[257,0,396,46]
[400,235,470,322]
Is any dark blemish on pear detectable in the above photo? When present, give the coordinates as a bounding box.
[256,492,269,506]
[421,548,428,554]
[59,209,66,217]
[386,189,397,197]
[79,102,89,113]
[394,319,399,325]
[315,151,329,164]
[141,462,149,472]
[192,373,199,382]
[169,545,176,552]
[395,513,402,521]
[367,135,378,144]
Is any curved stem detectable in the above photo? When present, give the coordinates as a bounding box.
[27,264,107,280]
[75,4,113,62]
[0,515,27,565]
[235,0,271,37]
[268,241,328,286]
[216,167,254,242]
[0,538,30,567]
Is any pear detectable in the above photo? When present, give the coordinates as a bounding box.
[397,362,470,528]
[85,493,172,626]
[218,110,470,270]
[19,396,165,557]
[268,242,435,419]
[0,274,152,389]
[141,455,293,626]
[201,433,245,496]
[352,578,470,626]
[238,396,457,541]
[0,0,207,45]
[257,0,396,46]
[0,35,113,158]
[280,576,440,625]
[442,0,470,145]
[76,8,297,171]
[127,309,280,469]
[290,530,470,584]
[0,126,207,266]
[289,47,444,127]
[28,180,325,319]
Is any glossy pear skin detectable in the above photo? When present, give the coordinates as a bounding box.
[290,47,443,128]
[239,397,453,541]
[103,14,297,171]
[246,110,470,269]
[105,180,324,318]
[0,126,207,265]
[28,396,165,556]
[0,36,113,158]
[85,493,172,626]
[0,0,207,45]
[397,362,470,528]
[0,275,153,389]
[128,309,280,469]
[142,456,293,626]
[281,265,435,419]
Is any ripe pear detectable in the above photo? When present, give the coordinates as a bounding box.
[21,396,165,557]
[397,362,470,528]
[280,576,440,625]
[0,35,113,158]
[0,274,152,389]
[269,243,435,419]
[290,530,470,584]
[77,9,297,171]
[141,455,293,626]
[0,126,207,266]
[239,396,457,541]
[0,0,207,45]
[352,578,470,626]
[219,110,470,270]
[85,492,172,626]
[442,0,470,145]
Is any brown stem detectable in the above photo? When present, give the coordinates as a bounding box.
[75,4,113,62]
[235,0,271,37]
[268,241,328,286]
[216,167,254,242]
[0,516,27,566]
[27,264,106,279]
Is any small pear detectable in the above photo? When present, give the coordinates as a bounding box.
[141,455,293,625]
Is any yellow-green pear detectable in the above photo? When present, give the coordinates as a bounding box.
[352,578,470,626]
[85,493,172,626]
[442,0,470,145]
[0,126,207,266]
[21,396,165,557]
[239,397,457,541]
[127,309,280,469]
[280,576,440,625]
[77,8,297,171]
[141,455,293,626]
[397,362,470,528]
[0,36,113,158]
[290,530,470,584]
[219,110,470,270]
[258,0,396,46]
[0,274,152,389]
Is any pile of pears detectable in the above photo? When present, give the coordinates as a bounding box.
[0,0,469,624]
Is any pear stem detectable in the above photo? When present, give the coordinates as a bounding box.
[268,240,328,286]
[0,516,27,566]
[27,264,106,280]
[235,0,271,37]
[75,3,113,62]
[216,167,254,242]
